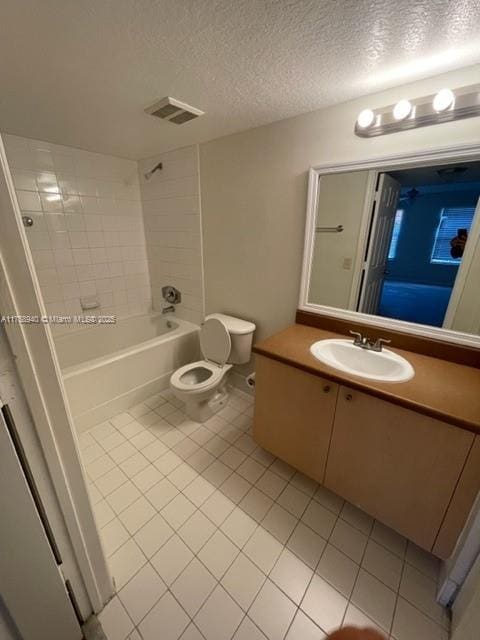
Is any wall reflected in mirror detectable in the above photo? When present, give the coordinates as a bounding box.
[307,160,480,336]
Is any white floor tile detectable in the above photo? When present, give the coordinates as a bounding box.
[233,616,267,640]
[119,563,166,624]
[351,569,396,632]
[204,435,230,457]
[269,458,296,480]
[118,496,156,534]
[290,472,319,497]
[142,440,169,462]
[302,500,337,539]
[98,595,134,640]
[161,494,196,530]
[370,521,407,559]
[118,452,150,478]
[301,574,348,634]
[405,542,441,581]
[219,445,247,470]
[202,460,233,487]
[91,421,116,441]
[236,458,265,484]
[178,510,216,553]
[255,470,288,500]
[187,448,216,473]
[220,473,252,504]
[316,543,359,598]
[270,548,313,605]
[87,454,116,481]
[119,420,145,439]
[313,485,345,514]
[392,597,448,640]
[110,441,137,464]
[198,530,239,579]
[342,603,384,634]
[180,623,206,640]
[330,518,368,563]
[249,579,297,640]
[285,610,326,640]
[239,487,273,522]
[130,430,156,450]
[221,507,258,548]
[107,481,142,515]
[287,522,326,570]
[139,591,190,640]
[111,413,134,429]
[154,450,183,474]
[101,518,130,557]
[168,462,199,490]
[200,491,235,526]
[278,484,311,518]
[222,552,266,611]
[131,464,164,492]
[96,467,128,497]
[109,539,146,589]
[145,478,179,510]
[93,498,116,528]
[101,431,128,452]
[261,503,298,544]
[362,539,403,591]
[194,585,244,640]
[399,564,445,625]
[150,534,194,586]
[244,527,283,574]
[340,502,374,536]
[183,476,216,507]
[82,442,105,464]
[134,513,174,558]
[172,558,217,616]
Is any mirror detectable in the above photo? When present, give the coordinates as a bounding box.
[306,159,480,337]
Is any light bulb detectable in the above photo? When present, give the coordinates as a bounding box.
[393,99,412,120]
[357,109,375,128]
[433,88,455,112]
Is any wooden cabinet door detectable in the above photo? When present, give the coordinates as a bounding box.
[253,355,338,484]
[325,386,474,552]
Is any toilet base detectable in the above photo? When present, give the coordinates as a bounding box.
[184,385,230,423]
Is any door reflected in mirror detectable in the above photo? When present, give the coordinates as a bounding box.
[307,161,480,336]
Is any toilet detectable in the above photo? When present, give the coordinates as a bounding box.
[170,313,256,423]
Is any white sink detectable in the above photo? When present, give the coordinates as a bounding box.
[310,339,414,383]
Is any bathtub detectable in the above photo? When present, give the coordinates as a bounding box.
[56,313,200,431]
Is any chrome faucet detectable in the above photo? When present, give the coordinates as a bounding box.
[162,305,175,315]
[349,330,391,352]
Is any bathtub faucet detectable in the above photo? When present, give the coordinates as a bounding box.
[162,305,175,314]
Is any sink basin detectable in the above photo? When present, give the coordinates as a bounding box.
[310,339,414,383]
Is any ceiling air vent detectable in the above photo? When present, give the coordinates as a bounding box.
[145,97,204,125]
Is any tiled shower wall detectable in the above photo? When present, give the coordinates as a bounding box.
[138,146,204,325]
[3,134,151,333]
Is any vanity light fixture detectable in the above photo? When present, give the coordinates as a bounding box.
[433,88,455,112]
[355,83,480,137]
[393,99,412,120]
[356,108,375,129]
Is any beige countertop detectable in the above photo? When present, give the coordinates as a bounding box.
[253,324,480,434]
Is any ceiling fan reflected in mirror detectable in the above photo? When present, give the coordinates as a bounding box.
[399,187,423,202]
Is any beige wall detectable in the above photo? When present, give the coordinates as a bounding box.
[309,171,370,309]
[200,64,480,360]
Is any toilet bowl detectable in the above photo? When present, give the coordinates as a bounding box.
[170,313,255,422]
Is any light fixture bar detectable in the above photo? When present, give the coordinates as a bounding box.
[354,84,480,137]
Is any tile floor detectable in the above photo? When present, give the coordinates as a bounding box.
[79,388,450,640]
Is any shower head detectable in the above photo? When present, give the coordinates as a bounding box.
[143,162,163,180]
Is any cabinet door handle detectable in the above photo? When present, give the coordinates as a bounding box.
[345,393,353,401]
[323,385,331,393]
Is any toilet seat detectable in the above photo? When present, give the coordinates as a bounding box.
[170,360,231,394]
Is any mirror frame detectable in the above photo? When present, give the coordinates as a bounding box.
[299,142,480,347]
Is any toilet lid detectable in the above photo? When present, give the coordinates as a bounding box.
[200,317,231,365]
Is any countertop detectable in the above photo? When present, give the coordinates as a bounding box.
[253,324,480,434]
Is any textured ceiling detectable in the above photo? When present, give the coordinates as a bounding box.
[1,0,480,159]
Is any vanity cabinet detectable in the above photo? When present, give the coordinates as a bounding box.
[253,355,479,558]
[254,355,338,483]
[325,387,474,551]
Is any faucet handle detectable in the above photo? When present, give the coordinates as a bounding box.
[373,337,391,351]
[349,330,364,345]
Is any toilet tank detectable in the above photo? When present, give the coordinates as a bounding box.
[205,313,256,364]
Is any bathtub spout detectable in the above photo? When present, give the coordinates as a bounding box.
[162,305,175,314]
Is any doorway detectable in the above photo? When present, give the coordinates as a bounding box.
[358,161,480,328]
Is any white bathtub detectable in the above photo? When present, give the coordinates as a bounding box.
[56,313,200,431]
